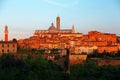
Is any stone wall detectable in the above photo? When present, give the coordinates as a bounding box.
[69,54,87,64]
[98,46,118,53]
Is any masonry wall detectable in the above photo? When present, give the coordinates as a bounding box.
[0,42,17,54]
[69,54,87,64]
[98,46,118,53]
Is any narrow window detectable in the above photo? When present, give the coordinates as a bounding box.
[7,49,9,53]
[2,44,4,47]
[2,49,4,53]
[8,44,9,47]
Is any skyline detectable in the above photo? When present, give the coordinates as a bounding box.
[0,0,120,40]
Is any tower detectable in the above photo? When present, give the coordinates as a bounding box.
[56,16,60,31]
[72,24,75,33]
[4,25,8,41]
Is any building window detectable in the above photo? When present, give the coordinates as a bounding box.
[2,49,4,53]
[7,49,9,53]
[8,44,9,47]
[2,44,4,47]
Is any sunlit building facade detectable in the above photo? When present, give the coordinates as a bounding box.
[0,26,17,55]
[18,16,120,54]
[18,16,83,50]
[0,41,17,54]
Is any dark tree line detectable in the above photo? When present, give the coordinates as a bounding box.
[70,60,120,80]
[0,54,69,80]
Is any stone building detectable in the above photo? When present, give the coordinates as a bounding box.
[34,16,75,36]
[69,54,87,64]
[81,31,118,54]
[18,16,83,50]
[0,41,17,54]
[0,26,17,54]
[18,17,120,54]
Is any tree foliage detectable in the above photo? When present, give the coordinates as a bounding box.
[70,60,120,80]
[0,54,69,80]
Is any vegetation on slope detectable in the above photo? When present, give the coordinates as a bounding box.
[70,60,120,80]
[0,54,69,80]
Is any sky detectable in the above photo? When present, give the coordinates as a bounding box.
[0,0,120,40]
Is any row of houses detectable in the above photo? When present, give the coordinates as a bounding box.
[18,17,120,54]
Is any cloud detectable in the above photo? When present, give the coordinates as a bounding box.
[43,0,79,8]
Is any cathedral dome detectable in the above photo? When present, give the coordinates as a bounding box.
[48,22,57,31]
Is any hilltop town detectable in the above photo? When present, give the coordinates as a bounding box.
[1,16,120,80]
[0,16,120,65]
[17,16,120,54]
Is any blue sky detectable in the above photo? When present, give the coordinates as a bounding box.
[0,0,120,40]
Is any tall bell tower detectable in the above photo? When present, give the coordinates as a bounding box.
[72,24,75,33]
[56,16,60,31]
[4,25,8,41]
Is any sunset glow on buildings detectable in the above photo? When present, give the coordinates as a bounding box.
[0,26,17,54]
[18,16,120,54]
[0,1,120,79]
